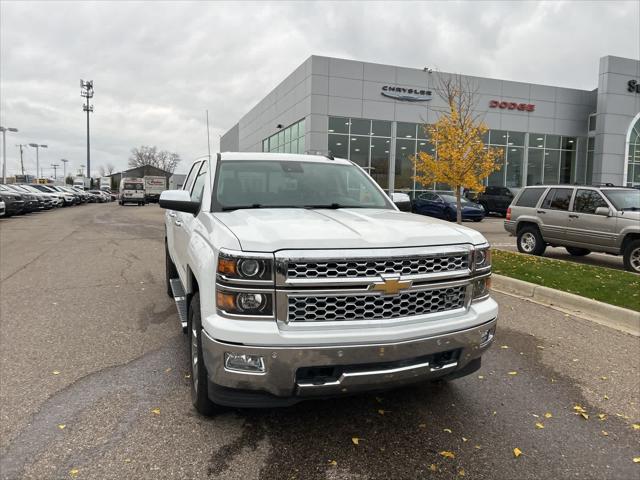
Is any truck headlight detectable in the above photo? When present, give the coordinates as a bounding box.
[217,252,273,282]
[472,276,491,300]
[474,246,491,271]
[216,290,273,317]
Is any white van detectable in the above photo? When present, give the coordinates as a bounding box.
[119,177,145,206]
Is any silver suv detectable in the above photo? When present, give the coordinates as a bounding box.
[504,186,640,273]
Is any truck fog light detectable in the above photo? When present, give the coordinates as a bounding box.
[236,293,265,311]
[224,353,266,373]
[480,326,496,346]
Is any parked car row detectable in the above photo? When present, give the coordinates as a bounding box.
[0,184,114,218]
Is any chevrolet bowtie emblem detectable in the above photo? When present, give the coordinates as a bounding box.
[369,275,413,296]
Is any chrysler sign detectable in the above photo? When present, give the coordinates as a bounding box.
[381,85,432,102]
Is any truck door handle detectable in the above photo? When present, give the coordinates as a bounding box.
[175,220,182,227]
[536,210,546,214]
[568,214,579,218]
[168,212,176,218]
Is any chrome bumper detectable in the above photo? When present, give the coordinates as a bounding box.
[201,317,496,399]
[503,220,516,235]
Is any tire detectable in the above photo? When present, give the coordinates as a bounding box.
[623,239,640,273]
[446,209,457,222]
[480,202,489,214]
[565,247,591,257]
[473,218,482,222]
[517,225,546,256]
[188,292,219,416]
[165,244,178,298]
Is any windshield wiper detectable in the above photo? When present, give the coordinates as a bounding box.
[221,204,306,211]
[620,206,639,211]
[304,204,368,209]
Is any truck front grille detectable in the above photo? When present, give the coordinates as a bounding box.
[286,254,469,280]
[287,285,466,322]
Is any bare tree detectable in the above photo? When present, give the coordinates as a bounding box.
[128,146,181,173]
[98,165,106,176]
[106,163,116,175]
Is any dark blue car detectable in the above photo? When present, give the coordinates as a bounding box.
[413,192,485,222]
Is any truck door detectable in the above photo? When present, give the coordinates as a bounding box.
[537,187,574,242]
[173,161,208,285]
[167,162,200,277]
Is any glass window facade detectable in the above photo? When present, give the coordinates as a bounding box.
[526,134,578,186]
[326,116,586,196]
[626,117,640,187]
[263,118,306,154]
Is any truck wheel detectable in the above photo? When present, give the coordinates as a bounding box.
[165,245,178,298]
[565,247,590,256]
[623,239,640,273]
[517,225,546,256]
[188,292,219,416]
[479,202,489,214]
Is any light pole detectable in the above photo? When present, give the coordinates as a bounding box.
[16,144,27,176]
[61,159,69,183]
[28,143,48,179]
[51,163,60,181]
[1,126,19,183]
[80,80,94,185]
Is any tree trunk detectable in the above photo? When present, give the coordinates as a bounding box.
[455,186,462,224]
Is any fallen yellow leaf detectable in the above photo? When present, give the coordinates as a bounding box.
[443,428,452,433]
[580,413,589,420]
[440,451,455,459]
[151,408,160,415]
[478,375,484,379]
[430,464,437,472]
[351,437,359,445]
[58,424,66,430]
[633,423,640,430]
[536,345,545,350]
[328,460,337,466]
[52,370,60,375]
[633,457,640,463]
[544,412,553,419]
[184,374,191,379]
[602,430,609,436]
[573,405,587,414]
[462,437,468,442]
[597,414,607,420]
[69,468,79,478]
[600,376,607,380]
[378,409,385,416]
[165,368,172,373]
[458,467,466,476]
[508,371,518,376]
[513,447,522,458]
[500,345,509,349]
[604,395,609,400]
[535,422,544,429]
[418,423,427,428]
[474,445,482,449]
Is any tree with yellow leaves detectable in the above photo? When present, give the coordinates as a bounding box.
[413,74,502,224]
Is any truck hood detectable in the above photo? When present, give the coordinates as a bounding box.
[213,208,487,252]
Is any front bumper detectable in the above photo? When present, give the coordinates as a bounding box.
[201,317,496,405]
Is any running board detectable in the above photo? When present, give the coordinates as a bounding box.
[169,278,188,331]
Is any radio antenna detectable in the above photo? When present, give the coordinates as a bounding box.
[206,110,212,160]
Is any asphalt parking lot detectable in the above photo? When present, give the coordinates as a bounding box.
[0,204,638,480]
[468,215,626,271]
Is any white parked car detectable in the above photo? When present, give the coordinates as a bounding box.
[160,153,498,415]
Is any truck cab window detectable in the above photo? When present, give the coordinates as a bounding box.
[190,161,208,204]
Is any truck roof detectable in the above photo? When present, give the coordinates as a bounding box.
[220,152,352,166]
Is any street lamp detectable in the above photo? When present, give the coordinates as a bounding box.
[28,143,48,180]
[1,126,19,184]
[61,159,69,183]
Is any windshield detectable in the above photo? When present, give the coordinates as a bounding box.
[603,189,640,210]
[213,160,393,211]
[440,195,471,204]
[124,183,144,190]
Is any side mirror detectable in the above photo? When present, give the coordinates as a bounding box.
[595,206,611,217]
[159,190,200,215]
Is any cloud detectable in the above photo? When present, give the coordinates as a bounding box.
[1,0,637,177]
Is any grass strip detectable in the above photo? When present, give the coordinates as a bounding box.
[491,249,640,312]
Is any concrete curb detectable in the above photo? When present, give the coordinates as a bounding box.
[492,274,640,337]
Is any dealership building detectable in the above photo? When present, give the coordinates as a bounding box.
[221,55,640,195]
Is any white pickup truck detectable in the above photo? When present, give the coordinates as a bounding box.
[160,152,497,415]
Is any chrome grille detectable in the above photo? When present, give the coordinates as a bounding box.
[287,286,466,322]
[286,254,469,279]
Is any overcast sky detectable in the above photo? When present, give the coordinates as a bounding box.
[1,0,638,177]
